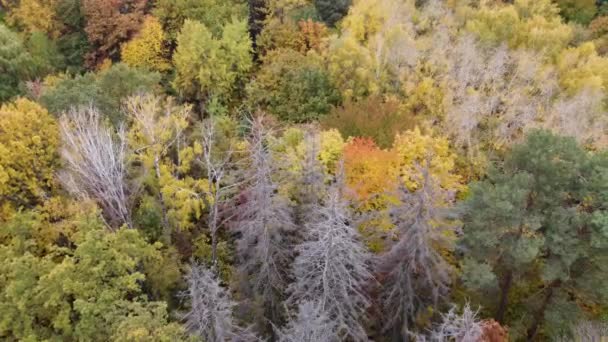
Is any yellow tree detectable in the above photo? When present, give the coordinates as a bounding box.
[391,127,462,195]
[121,16,171,72]
[126,94,208,241]
[4,0,64,38]
[0,98,59,209]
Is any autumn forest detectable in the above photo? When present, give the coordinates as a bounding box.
[0,0,608,341]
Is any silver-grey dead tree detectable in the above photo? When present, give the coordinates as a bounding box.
[415,304,484,342]
[184,263,258,342]
[377,165,455,339]
[287,167,373,342]
[293,128,326,225]
[233,116,296,331]
[59,106,131,229]
[276,301,339,342]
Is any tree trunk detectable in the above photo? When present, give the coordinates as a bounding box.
[527,285,556,341]
[248,0,267,60]
[495,271,513,323]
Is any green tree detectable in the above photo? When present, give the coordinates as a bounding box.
[314,0,351,27]
[555,0,597,25]
[247,48,340,122]
[459,130,608,340]
[172,19,252,113]
[152,0,247,40]
[0,24,32,102]
[40,63,160,124]
[0,207,184,341]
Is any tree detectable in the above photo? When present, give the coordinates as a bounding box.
[247,48,340,122]
[4,0,64,38]
[0,24,32,102]
[414,304,485,342]
[287,169,373,341]
[39,63,161,124]
[555,0,597,25]
[172,19,252,112]
[59,106,132,228]
[233,116,296,331]
[0,98,59,208]
[82,0,149,67]
[152,0,247,41]
[276,301,339,342]
[125,94,192,242]
[0,208,182,341]
[25,31,66,77]
[459,130,608,340]
[184,263,256,342]
[121,16,171,72]
[314,0,351,27]
[321,96,410,148]
[376,166,455,339]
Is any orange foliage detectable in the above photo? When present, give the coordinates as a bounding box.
[480,319,509,342]
[343,137,399,209]
[298,19,328,53]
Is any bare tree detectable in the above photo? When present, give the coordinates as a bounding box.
[125,94,190,242]
[199,118,242,267]
[293,128,326,224]
[59,106,131,229]
[377,165,455,339]
[287,167,373,342]
[415,304,484,342]
[276,301,339,342]
[233,116,296,329]
[545,88,608,148]
[568,321,608,342]
[184,263,258,342]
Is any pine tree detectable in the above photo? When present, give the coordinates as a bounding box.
[459,130,608,339]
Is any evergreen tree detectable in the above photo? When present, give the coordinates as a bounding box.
[314,0,351,27]
[459,130,608,339]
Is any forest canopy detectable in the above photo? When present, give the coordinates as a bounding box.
[1,0,608,341]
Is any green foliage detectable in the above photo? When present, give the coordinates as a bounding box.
[0,24,32,102]
[40,63,160,123]
[555,0,597,25]
[25,31,65,77]
[153,0,247,40]
[0,208,185,341]
[172,19,252,111]
[314,0,351,26]
[459,130,608,339]
[247,48,340,122]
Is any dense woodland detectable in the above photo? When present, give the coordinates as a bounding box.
[1,0,608,341]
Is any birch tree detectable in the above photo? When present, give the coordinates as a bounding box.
[287,167,373,341]
[126,94,190,242]
[59,106,131,228]
[377,165,455,338]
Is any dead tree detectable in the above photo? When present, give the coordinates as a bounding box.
[59,106,131,229]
